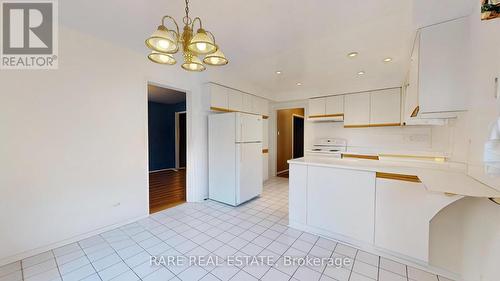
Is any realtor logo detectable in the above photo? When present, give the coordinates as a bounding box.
[1,0,58,69]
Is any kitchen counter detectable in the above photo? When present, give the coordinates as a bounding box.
[288,156,500,198]
[287,156,492,267]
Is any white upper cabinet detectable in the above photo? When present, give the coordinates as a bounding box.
[344,93,371,127]
[227,90,243,112]
[308,98,326,117]
[370,89,401,126]
[419,17,469,114]
[208,83,269,117]
[325,95,344,115]
[210,84,228,110]
[262,119,269,149]
[241,93,253,113]
[252,96,269,116]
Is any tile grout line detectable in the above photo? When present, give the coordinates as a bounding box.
[76,241,104,281]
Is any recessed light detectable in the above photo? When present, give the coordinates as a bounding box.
[276,71,282,74]
[296,82,302,86]
[357,71,365,75]
[383,57,393,62]
[347,52,358,58]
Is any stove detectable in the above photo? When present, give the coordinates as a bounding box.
[307,138,347,158]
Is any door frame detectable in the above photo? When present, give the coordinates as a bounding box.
[146,81,190,205]
[291,114,304,159]
[175,111,187,169]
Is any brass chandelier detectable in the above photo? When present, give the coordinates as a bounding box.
[145,0,228,72]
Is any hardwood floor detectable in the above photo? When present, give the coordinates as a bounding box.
[149,169,186,214]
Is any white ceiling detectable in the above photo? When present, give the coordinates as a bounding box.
[60,1,469,101]
[148,85,186,104]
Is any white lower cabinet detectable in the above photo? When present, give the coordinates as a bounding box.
[375,179,430,261]
[289,164,307,224]
[307,166,376,243]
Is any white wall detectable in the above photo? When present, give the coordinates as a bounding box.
[308,122,459,157]
[0,26,210,265]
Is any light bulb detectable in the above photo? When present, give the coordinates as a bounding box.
[158,40,170,49]
[196,43,207,52]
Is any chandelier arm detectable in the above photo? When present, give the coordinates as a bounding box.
[206,30,216,45]
[191,17,203,30]
[162,15,180,37]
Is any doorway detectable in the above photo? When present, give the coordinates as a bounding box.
[147,84,187,213]
[276,108,305,178]
[292,115,305,159]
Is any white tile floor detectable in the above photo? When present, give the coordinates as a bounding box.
[0,177,454,281]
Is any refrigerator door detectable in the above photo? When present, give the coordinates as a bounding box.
[236,113,263,143]
[236,142,263,204]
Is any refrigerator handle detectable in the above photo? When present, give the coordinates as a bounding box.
[240,145,243,162]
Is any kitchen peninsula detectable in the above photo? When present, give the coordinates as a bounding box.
[288,156,500,264]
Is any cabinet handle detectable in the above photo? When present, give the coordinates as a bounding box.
[495,77,499,100]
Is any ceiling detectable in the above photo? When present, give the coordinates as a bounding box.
[148,85,186,104]
[60,1,470,101]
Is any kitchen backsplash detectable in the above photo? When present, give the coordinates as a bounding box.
[305,120,466,161]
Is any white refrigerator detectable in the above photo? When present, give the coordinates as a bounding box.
[209,112,263,206]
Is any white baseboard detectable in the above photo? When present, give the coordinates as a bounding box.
[288,221,461,281]
[0,214,149,267]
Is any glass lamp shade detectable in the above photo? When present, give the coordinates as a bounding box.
[148,51,176,65]
[182,54,206,72]
[203,49,228,66]
[187,29,217,55]
[145,26,178,54]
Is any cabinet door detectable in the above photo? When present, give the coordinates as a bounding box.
[419,17,469,113]
[325,95,344,115]
[344,93,370,127]
[375,179,430,261]
[289,164,307,224]
[308,98,326,117]
[307,166,376,243]
[210,84,228,110]
[227,90,243,112]
[260,98,269,116]
[241,93,253,113]
[370,89,401,126]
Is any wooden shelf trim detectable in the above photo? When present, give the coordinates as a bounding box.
[210,106,269,119]
[342,154,380,161]
[344,123,401,128]
[308,113,344,119]
[376,172,421,183]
